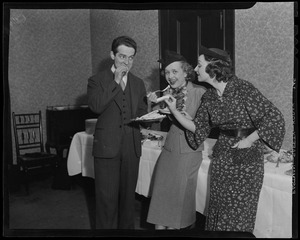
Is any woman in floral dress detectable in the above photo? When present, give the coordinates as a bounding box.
[146,50,206,229]
[164,46,285,233]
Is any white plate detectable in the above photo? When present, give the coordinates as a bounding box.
[132,110,167,122]
[131,116,166,122]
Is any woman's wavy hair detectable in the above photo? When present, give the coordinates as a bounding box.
[181,61,195,82]
[204,55,234,83]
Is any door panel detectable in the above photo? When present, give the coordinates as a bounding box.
[160,10,234,89]
[160,9,234,70]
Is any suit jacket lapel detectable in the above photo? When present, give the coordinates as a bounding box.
[101,69,114,87]
[100,69,123,111]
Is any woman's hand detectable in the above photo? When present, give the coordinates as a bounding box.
[231,130,259,149]
[231,138,253,149]
[164,95,177,113]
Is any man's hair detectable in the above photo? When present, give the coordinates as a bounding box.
[111,36,137,55]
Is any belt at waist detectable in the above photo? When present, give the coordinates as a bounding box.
[220,128,256,138]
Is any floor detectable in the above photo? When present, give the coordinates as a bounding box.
[5,163,207,237]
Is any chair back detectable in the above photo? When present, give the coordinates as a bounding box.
[12,111,45,156]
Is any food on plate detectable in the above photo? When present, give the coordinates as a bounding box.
[133,110,166,121]
[266,152,279,163]
[278,150,293,163]
[265,149,293,163]
[142,132,164,141]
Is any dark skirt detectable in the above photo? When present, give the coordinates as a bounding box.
[205,143,264,232]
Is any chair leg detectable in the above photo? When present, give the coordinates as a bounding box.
[22,167,29,195]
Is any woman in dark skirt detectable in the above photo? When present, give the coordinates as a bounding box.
[164,46,285,233]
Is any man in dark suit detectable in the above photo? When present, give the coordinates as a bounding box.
[87,36,148,229]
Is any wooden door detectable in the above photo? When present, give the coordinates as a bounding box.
[159,9,234,88]
[159,9,234,136]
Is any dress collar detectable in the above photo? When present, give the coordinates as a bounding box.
[205,76,239,101]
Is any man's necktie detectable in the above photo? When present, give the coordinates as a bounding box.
[120,79,126,91]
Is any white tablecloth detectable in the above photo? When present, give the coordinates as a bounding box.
[67,130,292,238]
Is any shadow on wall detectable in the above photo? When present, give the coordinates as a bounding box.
[144,67,161,131]
[75,94,88,106]
[143,67,160,93]
[97,57,113,73]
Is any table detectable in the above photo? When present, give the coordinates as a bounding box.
[67,130,292,238]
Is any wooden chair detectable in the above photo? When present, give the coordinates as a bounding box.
[12,111,59,194]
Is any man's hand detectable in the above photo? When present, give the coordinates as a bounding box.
[114,65,128,84]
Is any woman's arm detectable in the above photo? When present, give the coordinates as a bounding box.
[241,82,285,152]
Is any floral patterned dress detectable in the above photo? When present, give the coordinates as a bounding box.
[185,76,285,233]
